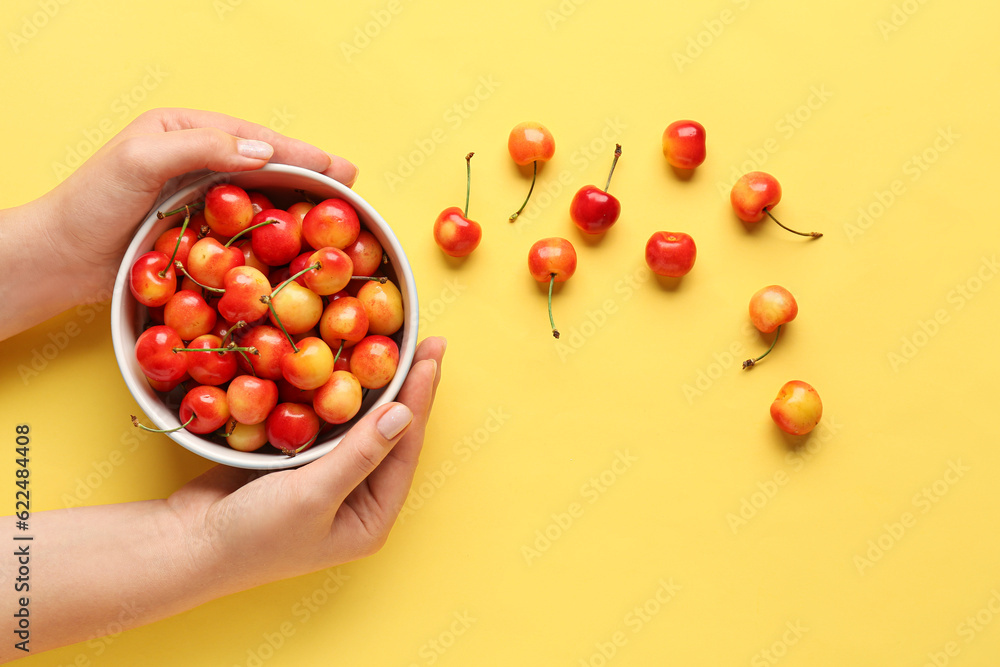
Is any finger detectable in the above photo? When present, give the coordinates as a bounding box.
[110,127,278,193]
[121,108,359,186]
[293,402,414,513]
[364,338,447,512]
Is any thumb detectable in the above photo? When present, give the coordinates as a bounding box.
[111,127,278,192]
[297,403,414,508]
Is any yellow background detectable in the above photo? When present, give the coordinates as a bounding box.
[2,0,1000,664]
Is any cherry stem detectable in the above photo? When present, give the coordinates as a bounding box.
[221,320,247,346]
[509,161,537,222]
[271,262,322,298]
[763,208,822,238]
[548,274,559,339]
[160,205,192,278]
[464,152,474,218]
[261,296,298,353]
[333,340,345,365]
[172,345,259,355]
[350,275,388,283]
[743,325,781,370]
[224,219,276,247]
[131,413,195,433]
[174,262,225,293]
[294,189,316,205]
[604,144,622,193]
[157,201,204,220]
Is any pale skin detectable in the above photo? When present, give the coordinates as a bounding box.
[0,109,445,661]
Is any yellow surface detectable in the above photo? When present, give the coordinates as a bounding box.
[2,0,1000,664]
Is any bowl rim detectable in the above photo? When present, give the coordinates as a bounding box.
[110,163,418,470]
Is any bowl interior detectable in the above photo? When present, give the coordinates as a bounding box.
[111,164,418,470]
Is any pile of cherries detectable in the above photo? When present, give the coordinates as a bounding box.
[432,120,822,436]
[129,184,403,456]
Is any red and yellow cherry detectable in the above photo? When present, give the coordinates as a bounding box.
[266,403,321,455]
[509,121,555,222]
[204,184,254,238]
[357,279,403,336]
[146,372,187,393]
[570,144,622,235]
[237,325,294,381]
[313,370,363,424]
[218,266,271,324]
[743,285,798,369]
[287,201,313,228]
[350,335,399,389]
[528,237,577,339]
[185,237,244,290]
[287,252,315,287]
[344,230,384,276]
[226,421,268,452]
[730,172,822,238]
[178,385,230,435]
[154,226,199,269]
[770,381,822,435]
[319,296,369,349]
[238,242,270,278]
[662,120,706,170]
[181,334,240,386]
[246,190,274,216]
[303,247,353,295]
[269,281,323,334]
[129,251,177,307]
[226,375,279,425]
[302,198,360,250]
[281,336,334,390]
[749,285,797,333]
[332,345,352,373]
[277,379,315,404]
[645,232,697,277]
[164,289,217,340]
[250,209,302,267]
[135,325,188,383]
[434,152,482,257]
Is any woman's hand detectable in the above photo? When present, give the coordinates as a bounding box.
[169,336,446,592]
[0,107,357,340]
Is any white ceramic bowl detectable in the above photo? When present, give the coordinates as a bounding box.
[110,164,418,470]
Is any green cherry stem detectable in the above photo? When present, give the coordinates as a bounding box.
[547,273,559,340]
[464,152,474,218]
[160,205,192,278]
[131,414,195,433]
[221,320,247,346]
[174,262,225,293]
[762,208,823,238]
[333,340,345,365]
[350,275,388,283]
[743,325,781,370]
[224,219,277,247]
[261,295,298,353]
[270,262,322,299]
[510,161,537,222]
[171,345,259,355]
[604,144,622,193]
[157,201,204,220]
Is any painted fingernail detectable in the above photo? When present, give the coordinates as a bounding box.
[238,139,274,159]
[377,404,412,440]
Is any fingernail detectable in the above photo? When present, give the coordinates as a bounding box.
[327,152,359,187]
[238,139,273,160]
[438,337,448,354]
[377,404,412,440]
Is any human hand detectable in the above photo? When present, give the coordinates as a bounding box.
[165,336,445,591]
[36,107,358,303]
